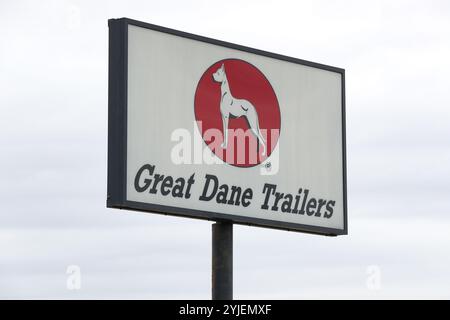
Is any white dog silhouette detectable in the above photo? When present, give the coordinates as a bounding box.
[212,63,267,155]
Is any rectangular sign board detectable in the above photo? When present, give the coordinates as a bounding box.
[107,18,347,236]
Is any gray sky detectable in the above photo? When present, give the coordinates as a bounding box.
[1,0,450,299]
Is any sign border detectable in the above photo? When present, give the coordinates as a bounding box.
[107,18,348,236]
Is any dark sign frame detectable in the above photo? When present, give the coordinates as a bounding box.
[107,18,347,236]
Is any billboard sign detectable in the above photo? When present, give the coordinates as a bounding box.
[107,18,347,235]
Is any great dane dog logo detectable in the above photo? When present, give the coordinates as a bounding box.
[212,63,267,156]
[194,59,280,167]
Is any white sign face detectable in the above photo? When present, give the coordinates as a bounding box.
[107,18,347,235]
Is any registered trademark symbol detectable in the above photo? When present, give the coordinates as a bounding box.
[265,162,271,170]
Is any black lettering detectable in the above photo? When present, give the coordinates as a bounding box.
[281,194,293,213]
[324,200,335,218]
[306,198,317,216]
[172,177,185,198]
[216,185,229,204]
[292,188,302,213]
[160,176,173,196]
[149,174,164,194]
[315,199,327,217]
[261,184,276,210]
[228,186,242,206]
[185,174,195,199]
[134,164,154,192]
[241,188,253,207]
[299,189,309,214]
[272,192,284,211]
[199,174,218,201]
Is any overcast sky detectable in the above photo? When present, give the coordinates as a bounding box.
[1,0,450,299]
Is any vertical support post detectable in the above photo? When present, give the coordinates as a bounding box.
[212,221,233,300]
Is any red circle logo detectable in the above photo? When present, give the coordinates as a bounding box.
[194,59,281,167]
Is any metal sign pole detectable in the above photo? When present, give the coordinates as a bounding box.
[212,221,233,300]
